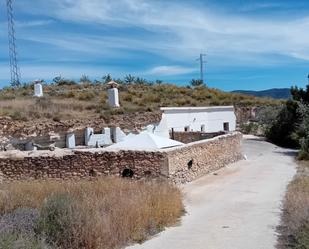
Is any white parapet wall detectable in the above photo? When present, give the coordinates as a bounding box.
[85,127,113,147]
[111,127,126,143]
[66,133,76,149]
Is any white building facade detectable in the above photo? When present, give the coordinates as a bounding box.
[160,106,236,133]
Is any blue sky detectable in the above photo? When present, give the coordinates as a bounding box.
[1,0,309,90]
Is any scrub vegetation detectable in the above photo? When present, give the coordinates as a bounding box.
[0,75,280,122]
[265,85,309,160]
[240,84,309,160]
[278,161,309,249]
[0,178,184,249]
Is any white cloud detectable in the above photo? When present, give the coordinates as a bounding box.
[15,20,54,28]
[0,0,307,86]
[20,0,309,63]
[239,2,285,12]
[147,66,196,76]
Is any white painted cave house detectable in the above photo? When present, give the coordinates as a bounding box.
[160,106,236,133]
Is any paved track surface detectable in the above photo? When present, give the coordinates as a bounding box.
[128,136,297,249]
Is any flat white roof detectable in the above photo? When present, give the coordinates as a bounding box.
[160,106,234,111]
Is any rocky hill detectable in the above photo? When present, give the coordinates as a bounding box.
[0,81,281,138]
[232,88,291,99]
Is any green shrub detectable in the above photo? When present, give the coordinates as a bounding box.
[0,233,47,249]
[56,80,77,86]
[266,100,300,148]
[298,137,309,160]
[64,91,75,98]
[123,94,133,102]
[37,193,76,248]
[293,224,309,249]
[9,111,28,121]
[77,91,95,101]
[240,122,259,135]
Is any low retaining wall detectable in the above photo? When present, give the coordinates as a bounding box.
[0,132,243,183]
[171,131,225,143]
[0,150,166,181]
[165,132,243,183]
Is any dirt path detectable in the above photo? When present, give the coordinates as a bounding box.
[128,136,297,249]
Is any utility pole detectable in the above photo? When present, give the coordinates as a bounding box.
[6,0,21,87]
[196,53,206,83]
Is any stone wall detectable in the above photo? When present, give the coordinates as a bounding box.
[165,132,243,183]
[171,131,225,143]
[0,132,242,183]
[0,150,166,181]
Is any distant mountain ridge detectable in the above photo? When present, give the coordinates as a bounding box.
[232,88,291,99]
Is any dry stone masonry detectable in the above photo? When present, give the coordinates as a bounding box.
[165,132,243,183]
[0,132,243,183]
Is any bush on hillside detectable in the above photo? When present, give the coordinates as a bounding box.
[266,100,300,148]
[293,103,309,160]
[0,178,183,249]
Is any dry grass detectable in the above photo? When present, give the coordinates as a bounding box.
[278,161,309,249]
[0,97,97,121]
[0,178,184,249]
[0,83,281,122]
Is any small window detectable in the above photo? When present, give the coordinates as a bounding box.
[223,122,229,132]
[201,125,206,132]
[187,159,193,169]
[184,126,190,132]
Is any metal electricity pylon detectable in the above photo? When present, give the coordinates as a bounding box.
[196,53,206,83]
[6,0,21,87]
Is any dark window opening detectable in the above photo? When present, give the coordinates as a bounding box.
[122,168,134,178]
[184,126,190,132]
[187,159,193,169]
[223,122,230,132]
[201,125,206,132]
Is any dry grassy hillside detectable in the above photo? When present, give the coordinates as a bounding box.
[0,82,280,122]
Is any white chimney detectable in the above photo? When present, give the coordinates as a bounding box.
[34,80,43,97]
[107,81,120,108]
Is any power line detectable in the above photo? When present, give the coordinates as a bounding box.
[6,0,21,87]
[196,53,206,83]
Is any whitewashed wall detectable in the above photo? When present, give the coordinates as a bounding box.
[161,107,236,132]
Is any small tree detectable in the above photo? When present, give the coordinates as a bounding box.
[124,74,135,84]
[190,79,204,87]
[135,77,147,85]
[266,100,300,148]
[53,75,64,84]
[155,80,163,85]
[293,102,309,159]
[102,74,112,84]
[80,75,91,83]
[291,85,309,103]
